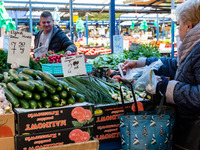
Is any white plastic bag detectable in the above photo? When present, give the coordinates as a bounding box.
[133,59,163,94]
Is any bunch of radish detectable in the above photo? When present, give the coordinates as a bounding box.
[33,50,76,63]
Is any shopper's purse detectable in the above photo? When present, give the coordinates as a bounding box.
[119,81,175,150]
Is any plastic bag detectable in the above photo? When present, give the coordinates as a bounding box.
[118,59,163,80]
[133,59,163,94]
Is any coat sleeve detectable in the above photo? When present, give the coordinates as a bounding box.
[173,53,200,117]
[146,57,177,79]
[58,31,77,53]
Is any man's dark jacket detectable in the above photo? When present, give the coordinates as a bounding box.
[34,25,77,53]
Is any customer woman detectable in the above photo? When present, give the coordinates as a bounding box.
[122,0,200,149]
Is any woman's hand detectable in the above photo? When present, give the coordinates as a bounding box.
[122,60,138,70]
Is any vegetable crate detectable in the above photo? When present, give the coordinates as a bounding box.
[0,113,15,137]
[14,102,94,135]
[38,139,99,150]
[42,63,93,75]
[15,126,94,150]
[0,137,14,150]
[94,101,134,143]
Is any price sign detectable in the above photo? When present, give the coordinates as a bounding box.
[7,30,32,67]
[113,35,123,53]
[61,53,86,77]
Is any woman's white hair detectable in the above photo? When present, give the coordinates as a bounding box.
[175,0,200,27]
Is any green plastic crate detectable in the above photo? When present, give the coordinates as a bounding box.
[42,63,93,75]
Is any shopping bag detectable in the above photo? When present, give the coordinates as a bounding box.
[119,81,174,150]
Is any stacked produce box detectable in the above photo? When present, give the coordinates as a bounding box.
[0,68,95,150]
[0,86,15,150]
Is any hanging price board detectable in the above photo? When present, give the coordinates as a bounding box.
[7,30,32,67]
[113,35,123,53]
[61,53,86,77]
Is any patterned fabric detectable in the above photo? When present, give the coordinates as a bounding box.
[120,110,174,150]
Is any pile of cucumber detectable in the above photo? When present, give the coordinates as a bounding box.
[0,69,85,109]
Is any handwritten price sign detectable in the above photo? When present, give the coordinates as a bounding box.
[113,35,123,53]
[61,54,86,77]
[7,30,32,67]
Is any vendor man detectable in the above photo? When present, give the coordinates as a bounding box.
[34,11,77,57]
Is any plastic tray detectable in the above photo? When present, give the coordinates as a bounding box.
[42,63,93,75]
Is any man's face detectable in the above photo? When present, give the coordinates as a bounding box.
[39,16,54,34]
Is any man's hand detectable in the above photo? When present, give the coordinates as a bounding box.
[65,50,72,55]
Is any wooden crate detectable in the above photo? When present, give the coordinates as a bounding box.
[39,139,99,150]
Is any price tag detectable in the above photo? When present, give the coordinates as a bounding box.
[7,30,32,67]
[61,53,86,77]
[113,35,123,53]
[123,40,129,50]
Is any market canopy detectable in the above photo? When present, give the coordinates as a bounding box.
[3,0,183,21]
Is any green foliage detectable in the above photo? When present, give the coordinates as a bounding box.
[92,43,161,69]
[0,50,10,72]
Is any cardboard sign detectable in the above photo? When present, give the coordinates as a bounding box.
[123,40,129,50]
[61,54,86,77]
[3,34,9,52]
[33,46,46,58]
[113,35,123,53]
[7,30,32,67]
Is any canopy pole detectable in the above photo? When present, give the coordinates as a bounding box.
[29,0,33,34]
[86,12,88,45]
[162,18,165,39]
[109,0,115,53]
[156,13,159,41]
[171,0,175,58]
[70,0,74,41]
[15,11,18,30]
[118,17,121,35]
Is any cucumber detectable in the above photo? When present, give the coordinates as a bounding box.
[3,87,20,108]
[69,87,77,96]
[19,72,33,80]
[40,81,56,94]
[50,94,60,102]
[60,99,67,106]
[20,99,30,109]
[29,100,37,109]
[28,80,44,92]
[53,102,61,107]
[43,99,52,108]
[22,90,32,100]
[22,69,37,78]
[42,72,59,87]
[8,69,22,82]
[40,90,48,99]
[67,96,75,105]
[0,83,7,88]
[33,93,41,101]
[75,93,85,103]
[0,73,4,81]
[58,80,69,91]
[37,101,43,108]
[56,84,63,92]
[59,90,68,99]
[17,81,35,91]
[37,71,44,80]
[35,76,42,80]
[3,74,14,83]
[7,82,23,97]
